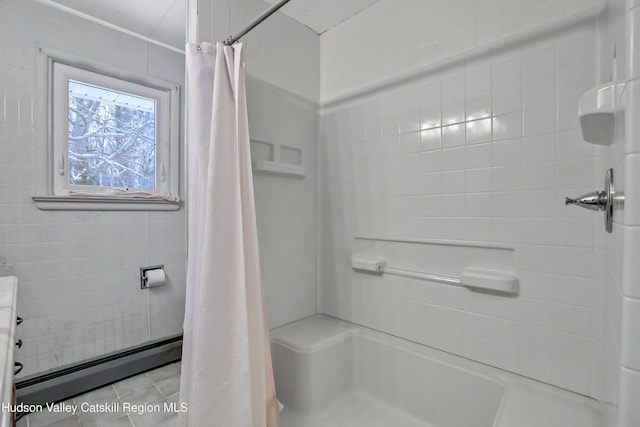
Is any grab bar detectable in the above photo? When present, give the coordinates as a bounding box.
[351,256,519,295]
[384,267,462,286]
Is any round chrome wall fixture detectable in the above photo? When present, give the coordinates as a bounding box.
[604,168,614,233]
[565,168,615,234]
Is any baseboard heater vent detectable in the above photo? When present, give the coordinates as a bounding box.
[16,335,182,407]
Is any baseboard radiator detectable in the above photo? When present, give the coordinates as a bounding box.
[16,335,182,406]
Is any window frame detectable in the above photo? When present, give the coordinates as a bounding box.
[33,47,181,211]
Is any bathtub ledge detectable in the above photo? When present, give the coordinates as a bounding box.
[271,315,358,353]
[494,378,604,427]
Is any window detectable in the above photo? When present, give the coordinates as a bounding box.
[34,48,180,210]
[66,79,157,190]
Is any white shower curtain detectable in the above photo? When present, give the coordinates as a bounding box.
[180,42,280,427]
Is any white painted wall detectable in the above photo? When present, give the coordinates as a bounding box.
[247,76,318,329]
[196,0,320,102]
[192,0,320,329]
[320,0,606,102]
[0,0,186,377]
[318,17,606,397]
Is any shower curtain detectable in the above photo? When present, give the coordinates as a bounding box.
[180,42,280,427]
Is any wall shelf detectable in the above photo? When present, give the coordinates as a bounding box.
[250,139,306,178]
[252,160,306,178]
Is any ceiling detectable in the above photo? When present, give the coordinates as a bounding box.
[263,0,382,34]
[42,0,382,49]
[44,0,186,49]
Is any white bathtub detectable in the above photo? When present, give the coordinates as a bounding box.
[270,315,604,427]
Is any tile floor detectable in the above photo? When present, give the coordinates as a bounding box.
[18,362,181,427]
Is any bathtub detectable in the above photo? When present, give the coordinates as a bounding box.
[270,315,605,427]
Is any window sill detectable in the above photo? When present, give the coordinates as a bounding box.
[32,195,181,211]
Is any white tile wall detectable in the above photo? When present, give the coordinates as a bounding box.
[319,22,605,397]
[613,0,640,425]
[0,0,186,377]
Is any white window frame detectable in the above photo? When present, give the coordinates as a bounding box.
[33,47,181,211]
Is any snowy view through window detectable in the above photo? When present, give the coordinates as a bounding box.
[67,80,156,189]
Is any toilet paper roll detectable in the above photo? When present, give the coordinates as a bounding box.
[144,269,166,288]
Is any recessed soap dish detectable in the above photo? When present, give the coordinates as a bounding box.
[578,82,624,145]
[250,139,305,178]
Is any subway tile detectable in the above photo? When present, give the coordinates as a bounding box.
[627,7,640,80]
[556,129,594,160]
[421,150,442,172]
[398,132,421,154]
[442,147,466,171]
[420,76,441,110]
[517,345,552,383]
[625,80,640,155]
[466,93,492,121]
[550,302,593,337]
[523,75,556,110]
[620,367,640,426]
[492,57,522,89]
[420,127,442,151]
[465,217,493,241]
[523,105,556,136]
[555,247,595,277]
[442,102,466,126]
[442,194,465,217]
[522,46,556,83]
[466,118,492,145]
[555,218,595,248]
[379,94,401,137]
[550,330,594,365]
[465,192,492,217]
[492,84,522,116]
[557,36,596,75]
[440,218,467,240]
[522,190,556,218]
[625,154,640,226]
[623,227,640,298]
[519,245,557,273]
[463,313,519,346]
[557,69,595,103]
[466,143,492,169]
[442,123,466,148]
[493,112,522,142]
[551,358,590,395]
[491,191,521,217]
[521,162,555,190]
[522,218,556,245]
[397,89,422,134]
[442,170,466,194]
[622,297,640,370]
[492,138,522,167]
[466,168,492,193]
[491,165,521,192]
[441,72,465,104]
[465,63,491,97]
[557,99,580,132]
[421,105,442,130]
[555,158,597,189]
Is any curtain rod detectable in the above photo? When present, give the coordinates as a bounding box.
[224,0,293,46]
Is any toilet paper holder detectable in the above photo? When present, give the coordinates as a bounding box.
[140,264,165,289]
